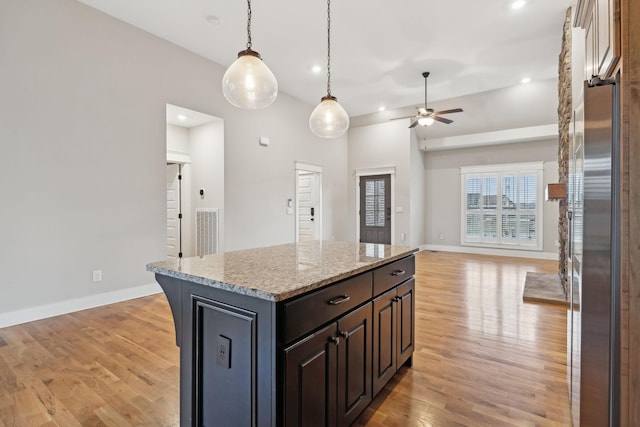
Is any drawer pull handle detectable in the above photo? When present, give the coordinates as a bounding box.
[328,295,351,305]
[391,269,406,276]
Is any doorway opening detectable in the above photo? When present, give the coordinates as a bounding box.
[166,104,224,258]
[295,162,322,242]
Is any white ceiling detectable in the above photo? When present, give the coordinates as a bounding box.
[166,104,220,128]
[77,0,572,118]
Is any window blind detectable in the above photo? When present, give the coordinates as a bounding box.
[461,163,543,251]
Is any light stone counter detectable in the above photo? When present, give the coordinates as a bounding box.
[146,240,417,301]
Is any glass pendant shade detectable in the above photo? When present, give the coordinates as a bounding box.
[418,116,435,126]
[309,95,350,138]
[222,49,278,110]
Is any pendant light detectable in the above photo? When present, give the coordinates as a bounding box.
[222,0,278,110]
[309,0,349,138]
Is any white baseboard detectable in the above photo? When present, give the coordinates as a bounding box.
[419,244,559,260]
[0,283,162,329]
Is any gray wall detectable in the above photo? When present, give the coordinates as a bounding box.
[190,121,225,253]
[347,120,418,245]
[424,139,560,254]
[0,0,348,315]
[224,106,348,251]
[409,130,426,247]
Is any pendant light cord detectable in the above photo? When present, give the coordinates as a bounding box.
[326,0,332,96]
[246,0,253,49]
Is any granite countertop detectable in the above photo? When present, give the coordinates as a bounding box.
[146,240,418,302]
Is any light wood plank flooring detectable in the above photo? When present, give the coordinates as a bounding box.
[355,251,571,426]
[0,251,571,426]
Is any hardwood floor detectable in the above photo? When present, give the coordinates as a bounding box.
[355,251,571,427]
[0,297,180,426]
[0,251,571,426]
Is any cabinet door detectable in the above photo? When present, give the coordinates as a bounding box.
[336,303,372,427]
[585,7,597,80]
[396,279,415,368]
[283,324,338,427]
[372,288,397,397]
[596,0,619,77]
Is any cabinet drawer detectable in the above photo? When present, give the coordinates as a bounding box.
[373,255,415,296]
[282,272,372,344]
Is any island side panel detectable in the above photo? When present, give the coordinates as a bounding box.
[179,281,277,427]
[155,274,184,346]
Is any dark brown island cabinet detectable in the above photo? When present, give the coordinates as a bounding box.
[147,241,417,427]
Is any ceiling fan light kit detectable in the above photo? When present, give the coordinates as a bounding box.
[391,71,463,128]
[222,0,278,110]
[309,0,350,138]
[418,116,435,126]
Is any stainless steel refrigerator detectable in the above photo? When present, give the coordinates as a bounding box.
[569,77,621,426]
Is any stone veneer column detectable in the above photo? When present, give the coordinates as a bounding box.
[557,8,572,295]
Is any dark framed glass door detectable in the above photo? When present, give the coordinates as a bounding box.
[359,174,391,244]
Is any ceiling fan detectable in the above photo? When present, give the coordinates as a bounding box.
[391,72,463,128]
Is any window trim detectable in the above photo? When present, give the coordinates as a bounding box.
[460,162,544,251]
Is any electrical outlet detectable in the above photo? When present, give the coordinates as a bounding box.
[439,233,445,241]
[92,270,102,282]
[217,335,231,369]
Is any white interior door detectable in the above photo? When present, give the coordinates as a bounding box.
[297,170,321,242]
[167,163,181,258]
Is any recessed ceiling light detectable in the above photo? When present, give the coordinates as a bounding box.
[521,77,531,84]
[177,114,187,121]
[311,65,322,74]
[511,0,526,9]
[205,15,221,25]
[378,106,386,112]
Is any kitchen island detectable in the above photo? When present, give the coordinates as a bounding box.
[147,240,417,427]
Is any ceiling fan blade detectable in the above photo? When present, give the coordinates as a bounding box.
[390,115,416,121]
[408,120,419,128]
[433,115,453,124]
[434,108,463,115]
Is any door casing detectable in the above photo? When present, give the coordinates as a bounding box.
[295,162,323,242]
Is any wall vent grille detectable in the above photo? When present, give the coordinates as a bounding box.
[196,208,218,256]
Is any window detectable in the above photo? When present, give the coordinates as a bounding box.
[364,179,386,227]
[461,162,543,251]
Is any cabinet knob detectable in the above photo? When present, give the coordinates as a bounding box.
[329,336,340,346]
[339,330,349,339]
